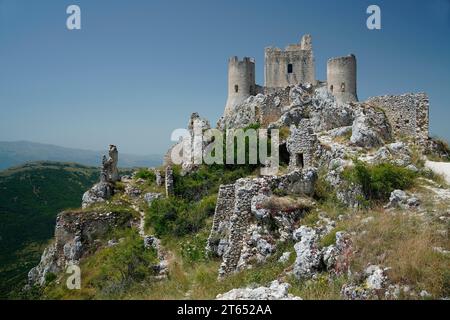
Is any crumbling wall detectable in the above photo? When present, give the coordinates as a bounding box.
[218,178,265,278]
[264,35,315,88]
[287,119,319,170]
[367,93,429,145]
[206,184,236,257]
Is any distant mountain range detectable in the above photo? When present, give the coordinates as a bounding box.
[0,141,162,170]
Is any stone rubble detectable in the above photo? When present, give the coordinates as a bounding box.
[216,280,302,300]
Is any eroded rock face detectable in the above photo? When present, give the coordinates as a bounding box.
[309,86,355,132]
[293,226,322,279]
[81,181,114,209]
[82,145,120,209]
[351,106,392,148]
[322,232,352,275]
[216,280,302,300]
[28,210,133,286]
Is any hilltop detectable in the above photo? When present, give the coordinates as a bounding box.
[16,35,450,300]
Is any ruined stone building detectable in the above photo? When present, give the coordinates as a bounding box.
[224,34,357,117]
[223,34,429,146]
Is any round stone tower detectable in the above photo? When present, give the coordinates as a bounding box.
[224,56,256,117]
[327,54,358,104]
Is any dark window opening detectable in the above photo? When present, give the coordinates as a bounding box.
[234,85,239,93]
[279,143,290,166]
[295,153,304,168]
[330,85,334,92]
[341,83,345,92]
[250,86,253,94]
[287,64,293,74]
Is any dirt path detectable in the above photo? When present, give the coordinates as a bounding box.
[425,160,450,185]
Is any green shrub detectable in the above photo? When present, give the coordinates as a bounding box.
[343,161,416,202]
[145,195,216,238]
[45,272,57,284]
[173,164,253,201]
[135,169,156,182]
[88,230,158,295]
[180,233,209,263]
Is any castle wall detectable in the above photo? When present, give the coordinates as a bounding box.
[264,35,315,89]
[327,55,358,104]
[224,57,256,117]
[366,93,429,145]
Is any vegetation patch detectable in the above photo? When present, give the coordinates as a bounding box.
[145,194,216,238]
[343,161,416,203]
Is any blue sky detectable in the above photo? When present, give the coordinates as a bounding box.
[0,0,449,155]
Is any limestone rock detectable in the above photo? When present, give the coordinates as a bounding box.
[385,189,421,209]
[28,210,132,287]
[293,226,322,279]
[278,252,291,264]
[82,145,120,209]
[216,280,301,300]
[351,106,392,148]
[144,192,163,206]
[81,181,114,209]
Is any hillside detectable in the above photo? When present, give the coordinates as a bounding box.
[0,141,162,170]
[0,162,99,298]
[25,91,450,300]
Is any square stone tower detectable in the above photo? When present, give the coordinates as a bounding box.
[264,34,315,89]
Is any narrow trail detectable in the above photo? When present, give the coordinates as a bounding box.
[122,176,171,278]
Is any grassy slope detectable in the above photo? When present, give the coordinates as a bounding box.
[0,161,99,298]
[39,163,449,300]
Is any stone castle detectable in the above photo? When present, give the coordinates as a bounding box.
[225,34,357,115]
[222,34,428,145]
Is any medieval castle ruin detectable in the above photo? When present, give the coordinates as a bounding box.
[222,34,428,147]
[225,35,357,115]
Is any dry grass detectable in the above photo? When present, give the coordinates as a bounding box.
[349,210,449,297]
[261,196,315,213]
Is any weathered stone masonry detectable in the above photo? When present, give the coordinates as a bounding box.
[367,93,429,146]
[206,184,235,257]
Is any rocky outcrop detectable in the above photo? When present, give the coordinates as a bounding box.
[309,86,354,132]
[82,145,120,209]
[341,265,389,300]
[351,105,392,148]
[292,226,322,279]
[28,209,133,286]
[216,280,301,300]
[385,189,420,209]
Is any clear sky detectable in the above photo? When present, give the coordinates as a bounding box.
[0,0,449,155]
